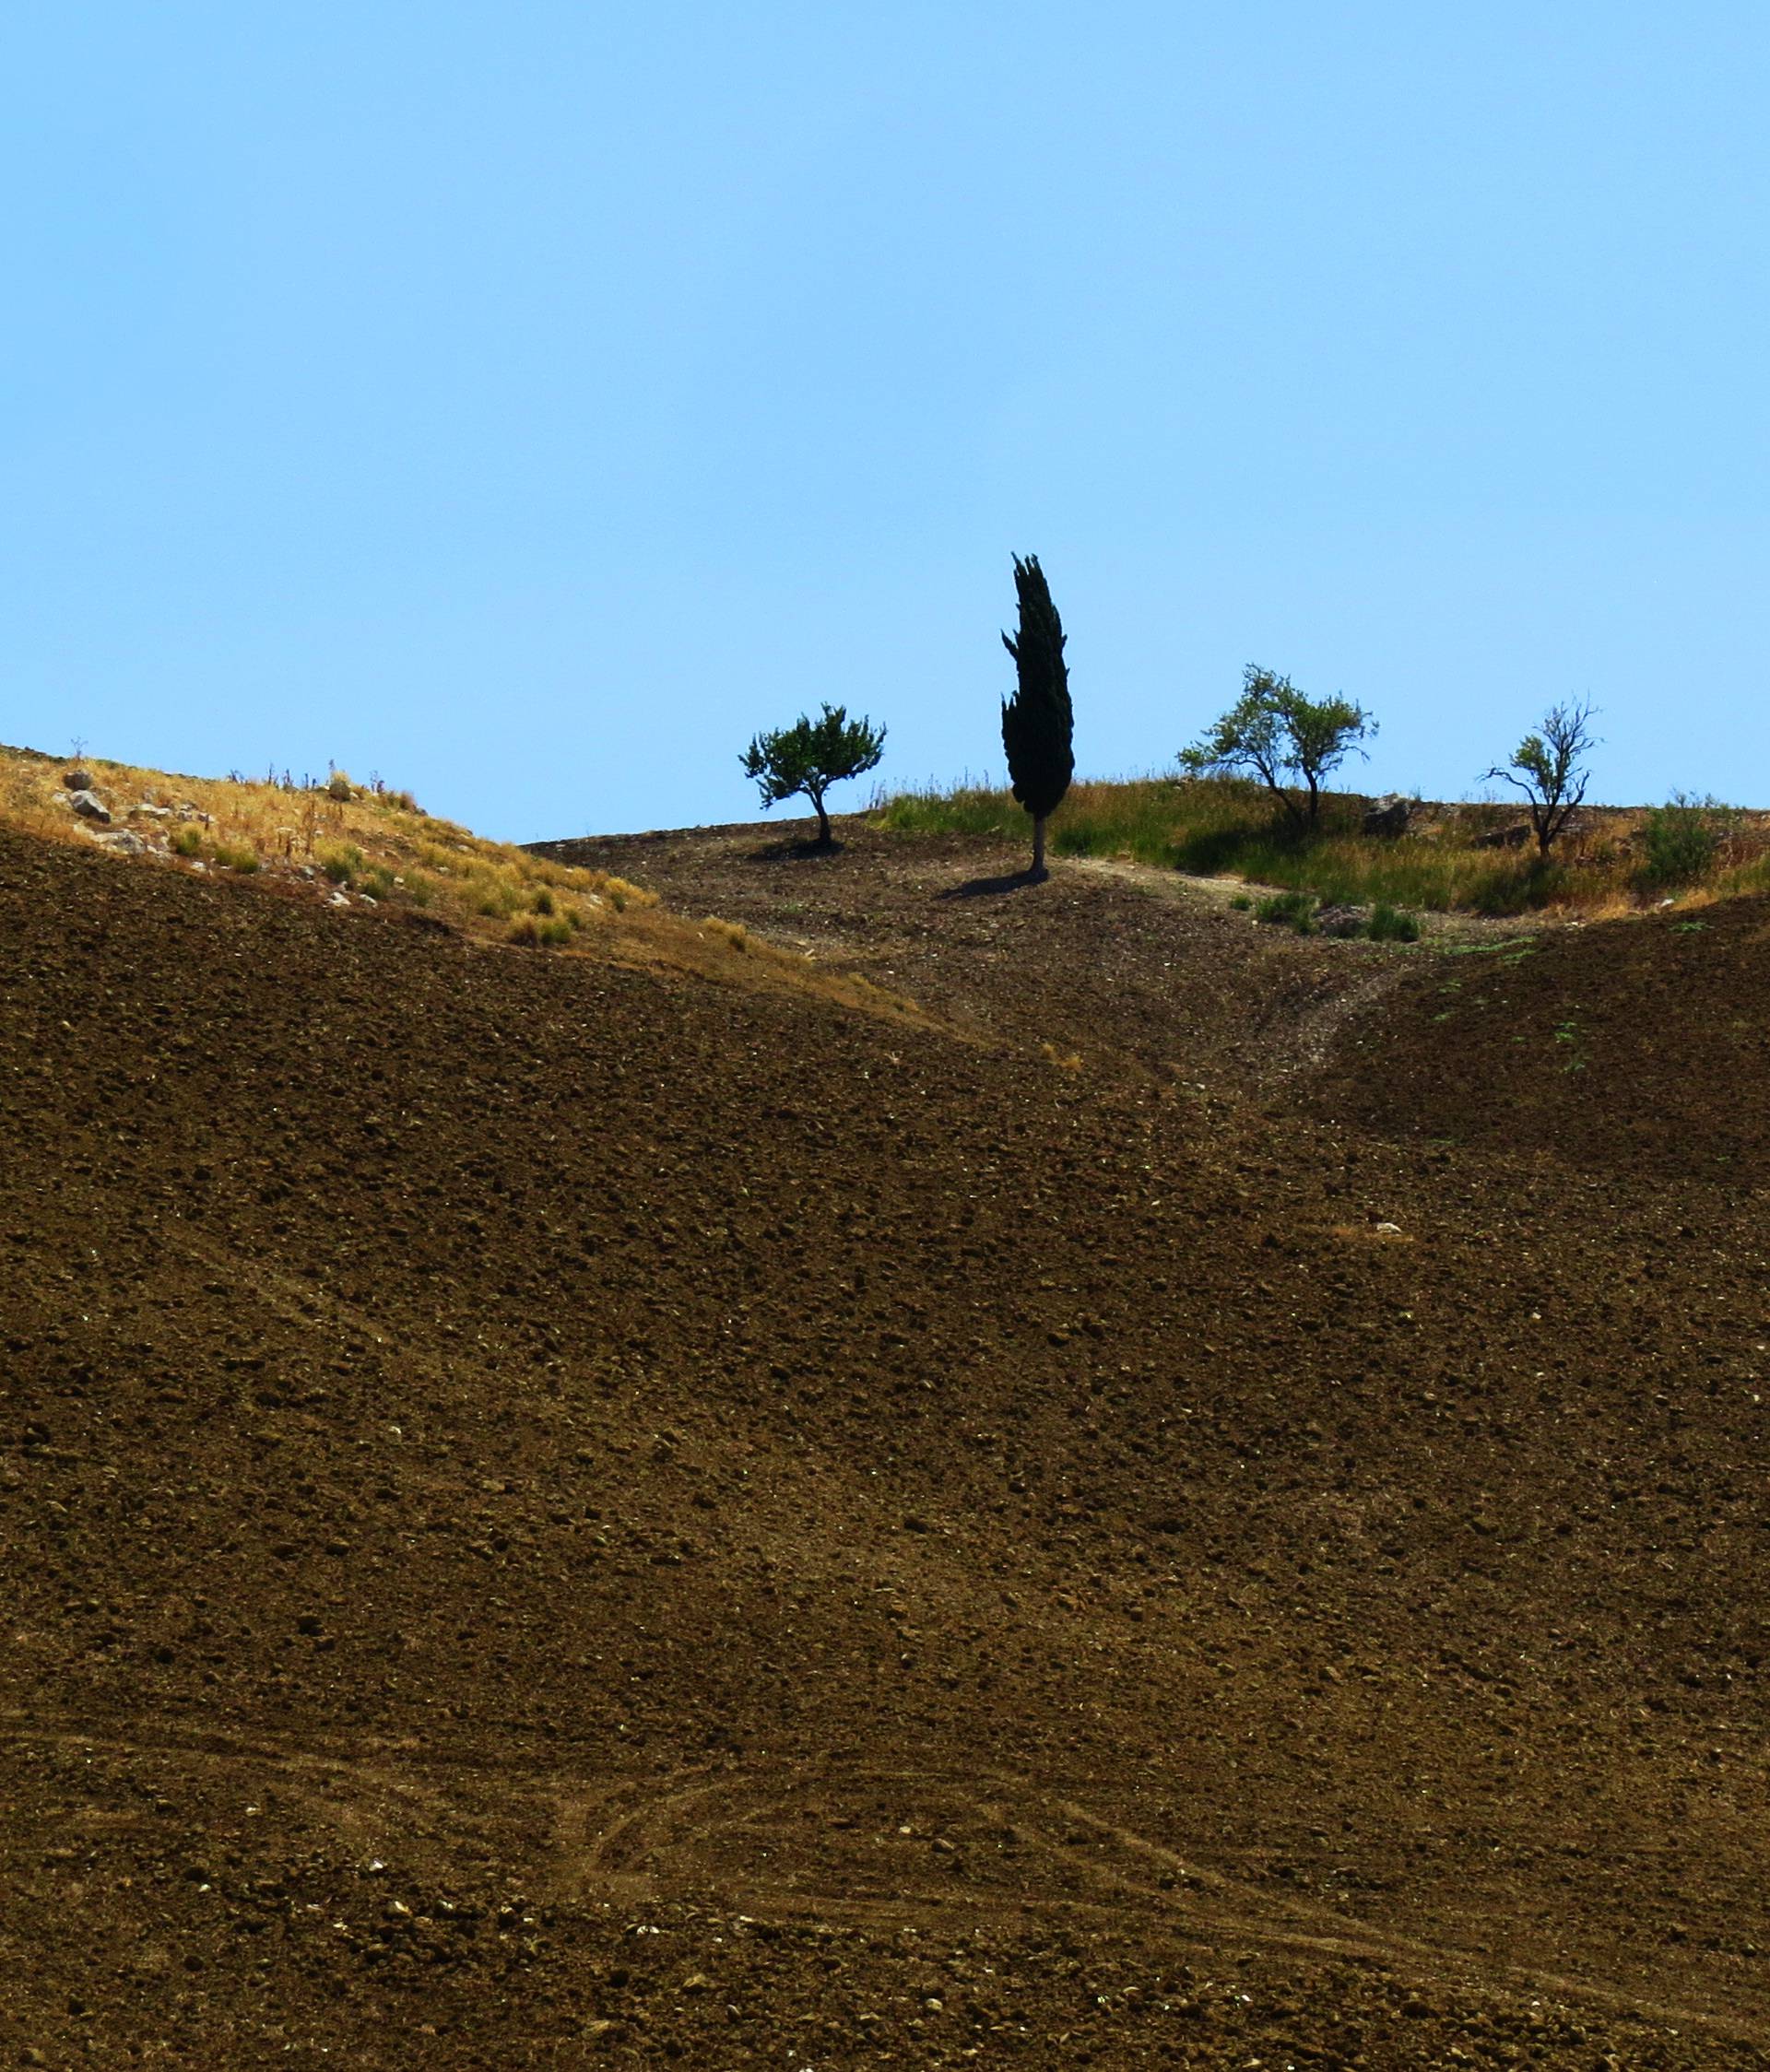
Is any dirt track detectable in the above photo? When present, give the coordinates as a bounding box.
[5,816,1770,2066]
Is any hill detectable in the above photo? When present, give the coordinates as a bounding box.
[4,801,1769,2066]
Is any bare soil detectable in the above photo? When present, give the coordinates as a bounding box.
[4,813,1769,2066]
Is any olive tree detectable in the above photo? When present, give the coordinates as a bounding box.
[1180,665,1374,826]
[740,703,886,849]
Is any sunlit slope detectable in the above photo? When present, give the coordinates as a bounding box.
[0,741,933,1029]
[2,821,1768,2065]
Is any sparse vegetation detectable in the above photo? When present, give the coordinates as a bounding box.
[877,774,1770,919]
[0,743,654,955]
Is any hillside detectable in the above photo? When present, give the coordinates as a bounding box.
[4,806,1770,2066]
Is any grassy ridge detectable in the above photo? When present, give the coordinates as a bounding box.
[0,742,655,945]
[874,776,1770,916]
[0,741,940,1030]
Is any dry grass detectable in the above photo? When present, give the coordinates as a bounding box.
[0,743,654,948]
[0,740,944,1035]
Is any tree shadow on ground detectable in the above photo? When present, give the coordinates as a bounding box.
[743,839,845,864]
[938,868,1044,900]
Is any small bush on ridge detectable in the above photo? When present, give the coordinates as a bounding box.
[1637,794,1736,889]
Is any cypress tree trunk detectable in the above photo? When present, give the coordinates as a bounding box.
[1031,814,1047,880]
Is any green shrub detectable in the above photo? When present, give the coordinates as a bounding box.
[1637,794,1734,889]
[1368,902,1421,942]
[318,842,362,887]
[1229,893,1252,911]
[171,825,203,858]
[211,842,259,873]
[1256,889,1317,934]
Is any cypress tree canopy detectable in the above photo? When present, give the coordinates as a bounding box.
[1000,553,1074,822]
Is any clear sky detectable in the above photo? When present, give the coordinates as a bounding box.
[5,3,1766,840]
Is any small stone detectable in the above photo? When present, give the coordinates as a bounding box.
[1315,904,1366,938]
[64,768,93,791]
[67,789,111,823]
[94,829,147,855]
[1472,820,1533,850]
[1363,793,1412,838]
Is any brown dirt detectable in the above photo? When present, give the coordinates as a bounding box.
[4,814,1770,2067]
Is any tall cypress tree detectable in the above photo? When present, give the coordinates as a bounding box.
[1000,553,1073,880]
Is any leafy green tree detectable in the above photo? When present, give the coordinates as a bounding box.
[740,702,886,849]
[1180,665,1375,826]
[1483,699,1599,856]
[999,553,1073,879]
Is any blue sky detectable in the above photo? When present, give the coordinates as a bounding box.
[4,3,1765,840]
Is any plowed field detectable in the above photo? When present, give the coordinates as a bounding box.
[4,815,1768,2067]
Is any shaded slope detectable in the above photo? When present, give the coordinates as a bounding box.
[1318,896,1770,1182]
[3,827,1769,2066]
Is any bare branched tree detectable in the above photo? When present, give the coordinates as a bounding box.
[1484,699,1600,856]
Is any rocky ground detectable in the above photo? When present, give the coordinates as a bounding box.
[3,812,1767,2066]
